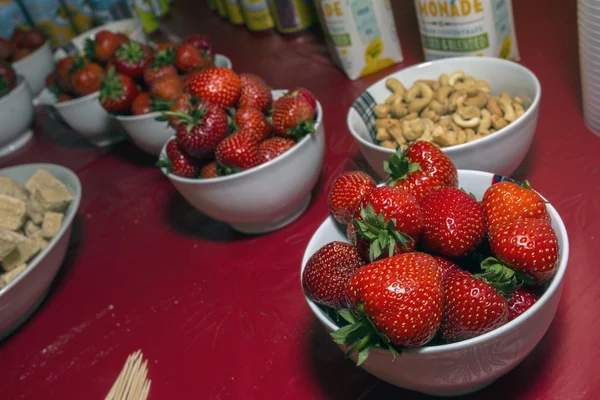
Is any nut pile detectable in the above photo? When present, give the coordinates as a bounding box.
[0,170,73,288]
[373,70,526,149]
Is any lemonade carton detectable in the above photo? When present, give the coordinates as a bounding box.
[240,0,274,32]
[0,0,31,38]
[19,0,78,48]
[60,0,95,33]
[267,0,317,34]
[87,0,134,24]
[314,0,403,80]
[225,0,245,25]
[414,0,520,61]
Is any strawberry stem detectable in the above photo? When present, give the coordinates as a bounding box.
[99,66,123,103]
[115,40,145,64]
[151,47,175,69]
[384,147,421,186]
[84,37,95,60]
[156,158,171,173]
[216,161,241,176]
[330,303,401,366]
[288,120,316,142]
[477,257,534,299]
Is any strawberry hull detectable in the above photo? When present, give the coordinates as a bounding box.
[158,89,325,235]
[301,170,569,397]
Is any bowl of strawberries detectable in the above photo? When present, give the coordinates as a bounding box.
[0,63,34,157]
[301,141,569,396]
[1,27,54,97]
[105,35,232,156]
[158,68,324,234]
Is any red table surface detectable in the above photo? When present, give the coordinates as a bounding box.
[1,1,599,399]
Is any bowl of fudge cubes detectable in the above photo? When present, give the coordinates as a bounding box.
[0,164,81,340]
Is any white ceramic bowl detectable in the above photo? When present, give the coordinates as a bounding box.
[0,77,34,158]
[12,42,55,97]
[301,170,569,397]
[347,57,541,178]
[115,54,233,156]
[159,90,325,234]
[0,163,81,341]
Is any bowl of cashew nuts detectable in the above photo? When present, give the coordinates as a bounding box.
[347,56,541,178]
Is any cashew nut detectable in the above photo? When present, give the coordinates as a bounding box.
[513,96,523,105]
[415,79,440,91]
[385,78,406,98]
[402,112,419,121]
[514,102,525,118]
[402,118,426,141]
[456,99,481,120]
[374,104,390,119]
[390,102,408,118]
[487,97,503,117]
[491,114,508,130]
[421,108,440,122]
[448,90,467,113]
[436,86,454,103]
[464,90,488,108]
[380,140,397,149]
[475,80,491,94]
[465,128,478,142]
[375,118,401,130]
[479,109,492,132]
[448,70,465,86]
[405,83,434,113]
[452,113,481,128]
[499,96,516,122]
[387,125,406,144]
[440,73,450,87]
[376,127,391,141]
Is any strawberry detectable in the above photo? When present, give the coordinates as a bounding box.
[238,73,272,113]
[17,28,45,50]
[200,161,219,179]
[112,40,152,79]
[286,87,317,112]
[507,288,538,321]
[166,93,194,128]
[175,43,209,73]
[12,48,31,62]
[143,61,177,88]
[234,106,271,141]
[352,185,423,262]
[333,252,443,364]
[258,137,295,164]
[385,141,458,201]
[488,218,559,284]
[99,67,139,114]
[56,56,77,93]
[184,34,214,61]
[482,181,550,234]
[56,93,72,103]
[271,96,316,140]
[215,129,260,173]
[347,223,357,246]
[161,139,201,178]
[187,67,241,108]
[302,241,365,309]
[167,100,228,159]
[87,30,121,63]
[131,92,152,115]
[151,73,183,101]
[419,187,485,258]
[70,62,104,97]
[156,42,176,52]
[441,268,509,342]
[433,256,462,281]
[328,171,376,225]
[0,38,13,60]
[0,61,16,96]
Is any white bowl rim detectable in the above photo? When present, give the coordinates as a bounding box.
[346,56,542,156]
[302,169,570,356]
[159,89,323,185]
[12,41,51,67]
[0,77,28,107]
[114,110,162,121]
[67,17,143,45]
[0,163,82,296]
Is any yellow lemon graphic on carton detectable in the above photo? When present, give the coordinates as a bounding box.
[364,38,384,64]
[359,57,395,78]
[499,36,512,59]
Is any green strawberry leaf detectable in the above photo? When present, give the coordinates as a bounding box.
[383,147,421,186]
[477,257,534,299]
[337,308,357,324]
[150,97,174,112]
[288,120,316,142]
[156,158,171,173]
[84,37,95,61]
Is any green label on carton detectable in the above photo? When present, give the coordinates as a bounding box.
[330,33,351,47]
[422,33,489,52]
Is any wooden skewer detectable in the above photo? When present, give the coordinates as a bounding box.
[105,350,151,400]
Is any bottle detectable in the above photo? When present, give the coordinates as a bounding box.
[240,0,274,32]
[215,0,228,18]
[267,0,317,34]
[87,0,133,24]
[225,0,244,25]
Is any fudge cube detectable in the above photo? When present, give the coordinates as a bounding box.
[24,220,41,238]
[42,212,63,239]
[0,228,23,260]
[24,170,73,212]
[0,195,26,230]
[1,263,26,286]
[26,191,45,225]
[1,235,40,271]
[0,176,27,201]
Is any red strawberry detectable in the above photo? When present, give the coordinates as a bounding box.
[88,30,121,63]
[286,87,317,112]
[168,100,228,159]
[482,181,550,234]
[234,106,271,141]
[238,73,272,113]
[12,48,31,61]
[56,93,72,103]
[433,256,462,281]
[271,96,316,140]
[328,171,376,225]
[0,61,16,96]
[347,223,357,246]
[162,139,201,178]
[175,43,210,73]
[99,66,139,114]
[182,69,204,90]
[0,38,13,60]
[131,92,152,115]
[352,185,423,262]
[507,288,538,321]
[167,93,193,128]
[112,40,152,79]
[258,137,295,164]
[441,269,509,342]
[334,252,443,363]
[143,61,177,89]
[56,56,77,92]
[69,62,104,97]
[18,28,45,50]
[215,129,260,173]
[419,187,485,258]
[386,141,458,201]
[187,67,241,108]
[184,34,214,61]
[302,241,365,309]
[200,161,219,179]
[488,218,559,284]
[151,73,183,101]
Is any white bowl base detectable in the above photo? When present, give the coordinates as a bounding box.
[0,288,49,342]
[89,130,128,147]
[0,130,33,158]
[422,379,497,397]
